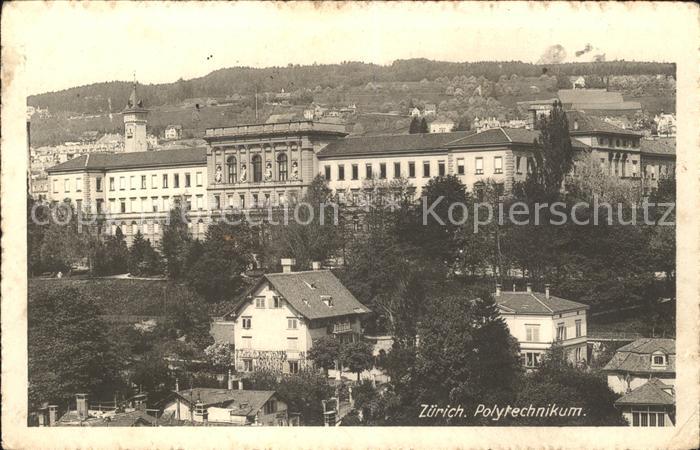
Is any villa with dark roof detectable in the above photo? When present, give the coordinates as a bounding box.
[212,258,370,375]
[603,338,676,426]
[494,284,589,368]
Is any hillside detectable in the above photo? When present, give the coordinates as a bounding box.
[28,59,676,147]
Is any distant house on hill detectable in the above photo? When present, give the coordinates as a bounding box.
[429,120,454,133]
[558,89,641,115]
[164,125,182,140]
[409,107,421,117]
[572,76,586,89]
[424,104,437,116]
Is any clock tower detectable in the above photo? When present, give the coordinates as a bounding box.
[122,82,148,153]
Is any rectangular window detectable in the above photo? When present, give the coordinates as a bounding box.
[351,164,359,180]
[273,296,281,308]
[52,179,58,193]
[120,200,126,213]
[76,177,82,192]
[255,297,266,308]
[287,337,298,351]
[438,161,446,176]
[288,360,299,374]
[575,320,582,337]
[380,163,387,179]
[475,157,484,175]
[632,413,640,427]
[151,174,157,188]
[196,172,203,186]
[240,194,246,209]
[185,196,192,211]
[457,158,465,175]
[338,165,345,181]
[152,197,158,212]
[525,352,541,367]
[130,198,137,213]
[252,193,259,208]
[324,165,331,180]
[241,336,252,349]
[76,199,82,211]
[242,317,252,329]
[365,164,373,179]
[494,156,503,174]
[64,179,69,192]
[423,161,430,178]
[95,177,102,192]
[556,323,567,341]
[525,325,540,342]
[185,173,191,187]
[162,196,170,211]
[197,195,205,210]
[174,174,180,188]
[394,162,401,178]
[408,162,416,178]
[162,174,169,188]
[96,199,104,213]
[120,177,126,190]
[264,400,277,415]
[287,318,298,329]
[243,359,253,372]
[211,194,219,210]
[130,175,136,190]
[109,177,115,191]
[575,346,583,361]
[515,156,522,174]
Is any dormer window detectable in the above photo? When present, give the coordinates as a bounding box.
[651,352,667,367]
[304,281,316,290]
[321,295,333,307]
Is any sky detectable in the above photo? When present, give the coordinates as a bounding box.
[4,2,687,95]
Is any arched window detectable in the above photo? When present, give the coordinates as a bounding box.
[198,219,205,234]
[277,154,288,181]
[131,221,138,235]
[227,156,237,183]
[252,155,263,182]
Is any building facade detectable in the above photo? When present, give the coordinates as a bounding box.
[212,259,370,374]
[494,284,589,368]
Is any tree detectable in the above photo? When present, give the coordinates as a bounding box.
[307,336,341,376]
[454,115,471,131]
[203,343,236,370]
[128,231,163,276]
[408,116,421,134]
[160,206,191,279]
[532,101,575,199]
[28,286,124,410]
[418,117,429,133]
[340,341,374,381]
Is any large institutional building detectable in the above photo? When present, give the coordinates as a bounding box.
[45,86,676,244]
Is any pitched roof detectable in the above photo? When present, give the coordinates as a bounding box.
[558,89,624,105]
[570,101,642,111]
[46,147,207,173]
[567,110,641,136]
[603,338,676,374]
[263,270,371,320]
[174,389,276,415]
[316,131,475,158]
[495,291,589,315]
[615,379,675,406]
[641,138,676,156]
[446,128,591,149]
[57,409,157,427]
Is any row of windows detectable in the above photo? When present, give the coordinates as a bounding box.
[53,177,83,194]
[238,358,299,374]
[239,335,299,351]
[322,156,505,181]
[524,320,583,343]
[109,220,207,237]
[599,137,640,148]
[107,195,206,214]
[108,172,203,192]
[219,154,292,183]
[240,315,299,330]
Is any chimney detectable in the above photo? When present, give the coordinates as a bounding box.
[238,379,244,390]
[281,258,296,274]
[48,405,58,426]
[175,377,179,392]
[495,283,501,297]
[526,283,532,294]
[76,393,89,420]
[311,261,322,271]
[545,284,551,299]
[227,369,234,390]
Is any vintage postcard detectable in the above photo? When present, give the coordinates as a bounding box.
[2,1,699,449]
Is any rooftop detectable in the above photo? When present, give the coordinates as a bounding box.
[317,131,475,158]
[494,291,589,315]
[446,127,591,149]
[641,137,676,156]
[603,338,676,374]
[558,89,624,105]
[46,147,206,173]
[615,379,675,407]
[173,389,276,416]
[204,121,348,140]
[567,110,642,137]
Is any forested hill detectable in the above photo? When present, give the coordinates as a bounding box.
[28,59,675,115]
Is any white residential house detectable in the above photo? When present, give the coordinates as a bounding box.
[429,120,455,134]
[602,338,675,427]
[424,104,437,116]
[165,125,182,140]
[494,284,589,368]
[409,107,421,117]
[572,76,586,89]
[212,259,371,374]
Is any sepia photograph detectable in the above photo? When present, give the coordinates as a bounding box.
[2,1,699,449]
